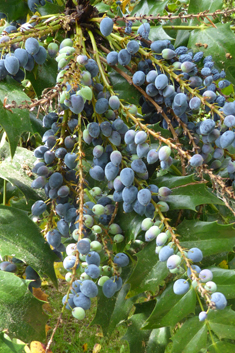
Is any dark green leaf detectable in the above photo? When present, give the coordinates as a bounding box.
[108,68,141,105]
[171,317,207,353]
[177,220,235,257]
[0,333,25,353]
[165,183,224,211]
[0,272,48,342]
[143,286,196,329]
[188,0,223,14]
[95,3,113,17]
[149,122,171,140]
[127,241,169,296]
[92,283,136,336]
[0,0,28,21]
[0,82,32,158]
[115,208,143,252]
[26,57,57,97]
[37,2,64,16]
[0,205,57,287]
[123,301,170,353]
[156,174,195,188]
[208,308,235,340]
[149,26,173,41]
[188,23,235,85]
[210,267,235,299]
[30,112,46,136]
[0,144,45,202]
[131,0,169,16]
[208,341,235,353]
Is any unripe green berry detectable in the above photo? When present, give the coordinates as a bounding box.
[205,281,217,293]
[101,265,112,276]
[141,218,154,231]
[109,223,122,235]
[113,234,124,243]
[90,241,102,252]
[98,276,110,286]
[65,272,73,282]
[72,307,86,320]
[92,225,102,234]
[80,272,90,280]
[92,204,105,216]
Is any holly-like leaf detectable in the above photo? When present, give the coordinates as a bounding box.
[127,241,169,296]
[177,220,235,257]
[171,317,207,353]
[210,267,235,299]
[0,205,57,287]
[155,174,195,188]
[108,68,141,105]
[115,208,143,252]
[0,82,33,157]
[165,183,224,211]
[208,308,235,340]
[0,272,48,342]
[0,144,45,203]
[0,0,28,21]
[37,1,64,15]
[26,57,57,98]
[188,23,235,85]
[149,26,173,41]
[188,0,223,15]
[143,286,196,329]
[208,341,235,353]
[92,282,137,336]
[122,301,170,353]
[131,0,169,16]
[0,332,25,353]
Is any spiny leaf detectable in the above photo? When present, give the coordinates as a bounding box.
[0,205,57,287]
[177,220,235,257]
[171,316,207,353]
[143,286,196,329]
[0,272,48,342]
[127,241,169,296]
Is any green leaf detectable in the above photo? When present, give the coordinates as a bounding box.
[0,82,32,158]
[171,317,207,353]
[95,3,113,17]
[131,0,169,16]
[0,144,45,202]
[0,205,57,287]
[127,241,169,296]
[92,283,136,336]
[208,341,235,353]
[156,174,195,188]
[108,68,141,105]
[115,208,143,252]
[188,0,223,14]
[149,122,171,139]
[0,333,25,353]
[26,57,57,98]
[208,308,235,340]
[0,272,48,342]
[123,301,170,353]
[0,0,28,21]
[149,26,173,41]
[188,23,235,85]
[30,112,46,136]
[37,2,64,15]
[210,267,235,299]
[177,220,235,257]
[143,286,196,329]
[165,183,224,211]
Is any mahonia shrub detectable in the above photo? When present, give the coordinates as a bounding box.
[0,0,235,352]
